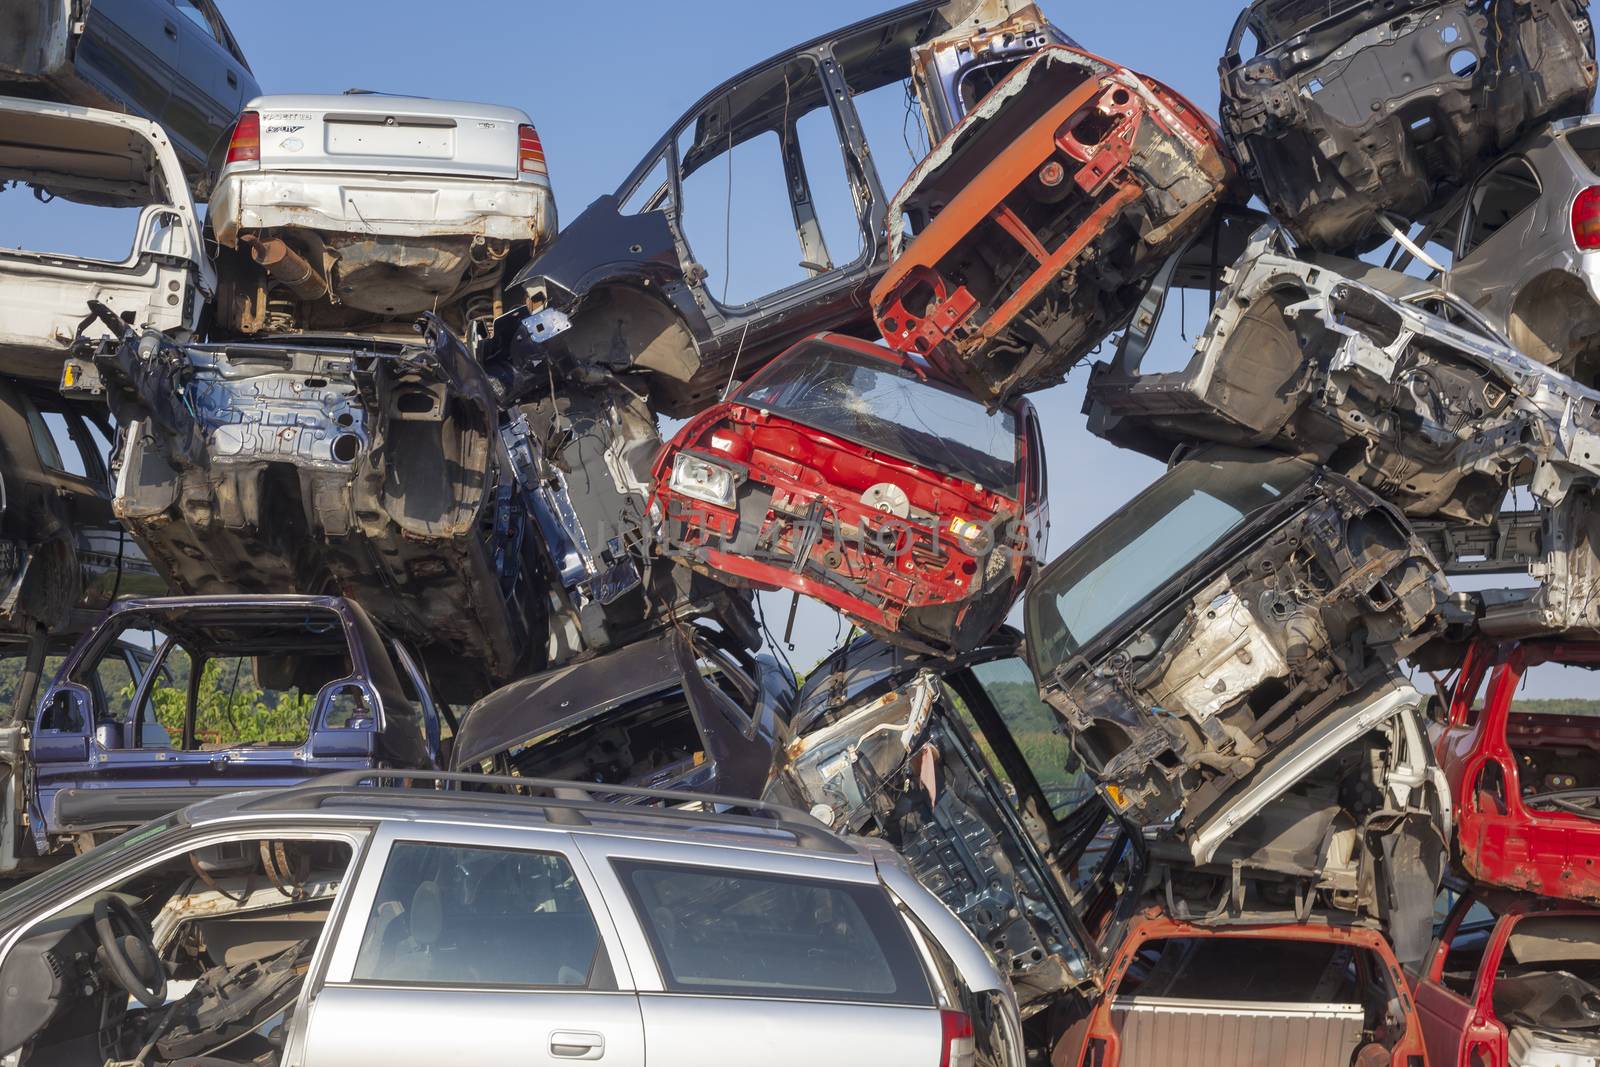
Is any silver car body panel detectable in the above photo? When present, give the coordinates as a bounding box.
[0,97,211,382]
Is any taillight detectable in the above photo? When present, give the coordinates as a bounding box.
[1573,186,1600,249]
[225,111,260,166]
[517,123,548,178]
[937,1009,974,1067]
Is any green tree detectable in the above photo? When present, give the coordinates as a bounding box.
[143,657,315,746]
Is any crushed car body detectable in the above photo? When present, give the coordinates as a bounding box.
[764,629,1114,1027]
[450,620,790,799]
[1055,908,1431,1067]
[1086,223,1600,641]
[66,317,547,701]
[208,93,556,338]
[14,594,441,865]
[872,42,1242,406]
[0,97,212,383]
[1023,448,1445,839]
[653,333,1048,654]
[498,0,1054,420]
[1416,889,1600,1067]
[1219,0,1597,253]
[1439,638,1600,905]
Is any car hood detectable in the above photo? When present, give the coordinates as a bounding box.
[451,631,683,768]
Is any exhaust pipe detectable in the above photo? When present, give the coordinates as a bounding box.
[242,236,329,301]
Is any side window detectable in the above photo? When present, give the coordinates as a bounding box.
[1461,158,1540,256]
[1439,900,1499,997]
[619,153,672,216]
[352,842,611,989]
[1026,414,1045,499]
[674,56,861,306]
[130,638,192,746]
[967,658,1091,817]
[174,0,223,43]
[615,860,932,1005]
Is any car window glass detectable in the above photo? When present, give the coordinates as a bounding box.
[1027,454,1310,665]
[353,842,610,989]
[967,658,1091,817]
[675,56,836,306]
[620,153,672,216]
[615,860,932,1004]
[40,410,90,478]
[1462,158,1540,256]
[1440,899,1499,996]
[174,0,223,43]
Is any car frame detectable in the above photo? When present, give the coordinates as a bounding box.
[0,97,213,383]
[15,594,445,864]
[873,41,1241,407]
[1411,887,1600,1067]
[496,0,1047,419]
[1057,907,1431,1066]
[0,772,1027,1067]
[1437,637,1600,905]
[1218,0,1596,253]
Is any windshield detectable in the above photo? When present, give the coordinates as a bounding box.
[737,341,1018,491]
[1026,452,1313,671]
[0,814,184,920]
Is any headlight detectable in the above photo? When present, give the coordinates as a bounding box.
[670,452,738,509]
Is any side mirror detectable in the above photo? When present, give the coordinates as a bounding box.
[1422,692,1449,726]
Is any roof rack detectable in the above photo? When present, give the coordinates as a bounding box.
[233,769,853,854]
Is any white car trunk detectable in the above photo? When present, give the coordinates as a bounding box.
[0,97,210,382]
[252,95,522,181]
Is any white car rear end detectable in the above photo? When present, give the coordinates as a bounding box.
[208,92,555,334]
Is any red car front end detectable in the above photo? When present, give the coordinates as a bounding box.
[650,333,1045,654]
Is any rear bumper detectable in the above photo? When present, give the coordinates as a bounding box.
[209,171,556,246]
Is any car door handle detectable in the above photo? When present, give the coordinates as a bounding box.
[549,1031,605,1060]
[227,71,237,87]
[164,21,178,38]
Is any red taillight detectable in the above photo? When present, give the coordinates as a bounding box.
[1573,186,1600,249]
[518,123,547,178]
[937,1009,974,1067]
[225,111,260,165]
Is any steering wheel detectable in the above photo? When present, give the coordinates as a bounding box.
[93,895,168,1008]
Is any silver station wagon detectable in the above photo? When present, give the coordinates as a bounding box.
[0,772,1023,1067]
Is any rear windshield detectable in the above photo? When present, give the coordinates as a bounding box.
[614,860,932,1005]
[737,341,1018,492]
[1027,452,1311,669]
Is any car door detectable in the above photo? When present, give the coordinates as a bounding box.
[164,0,245,173]
[298,822,644,1067]
[579,836,946,1067]
[74,0,179,125]
[1411,894,1505,1067]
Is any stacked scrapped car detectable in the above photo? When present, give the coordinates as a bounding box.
[1437,638,1600,905]
[208,93,556,338]
[1219,0,1597,253]
[65,317,545,701]
[653,333,1047,653]
[1056,909,1430,1067]
[1022,448,1451,947]
[17,595,442,863]
[872,42,1242,406]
